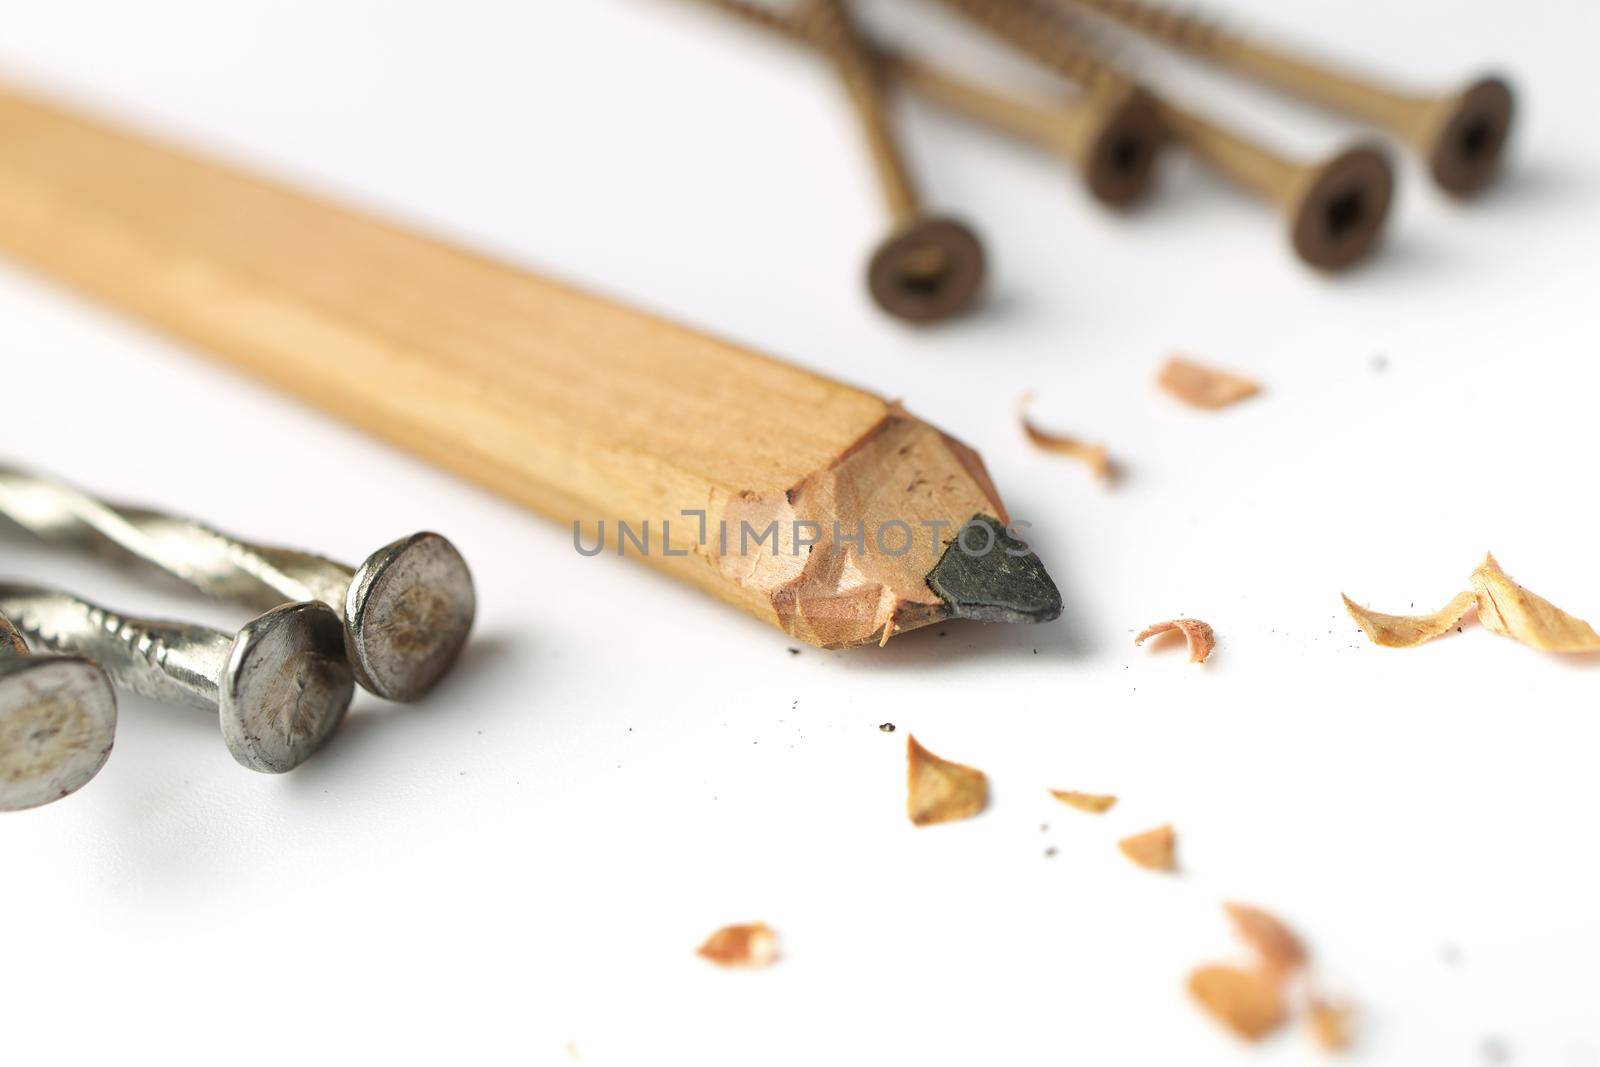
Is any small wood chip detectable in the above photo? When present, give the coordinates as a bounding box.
[1158,357,1260,410]
[906,734,988,827]
[1188,965,1288,1040]
[1018,392,1112,482]
[1342,591,1476,648]
[1306,996,1354,1051]
[1470,553,1600,652]
[696,922,778,968]
[1118,823,1175,871]
[1049,789,1117,814]
[1135,618,1215,663]
[1223,902,1306,976]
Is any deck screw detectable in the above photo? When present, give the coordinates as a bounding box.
[0,585,353,774]
[1054,0,1513,196]
[691,0,1164,206]
[0,466,475,702]
[798,0,987,321]
[896,61,1162,208]
[924,0,1395,270]
[0,611,116,811]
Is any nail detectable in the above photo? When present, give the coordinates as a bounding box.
[923,0,1396,269]
[799,0,988,321]
[0,585,353,774]
[0,611,116,811]
[691,0,1163,207]
[0,467,475,702]
[1056,0,1513,196]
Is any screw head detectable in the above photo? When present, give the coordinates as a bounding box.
[1424,76,1514,198]
[1081,88,1164,208]
[1288,144,1395,271]
[344,532,476,702]
[866,216,987,323]
[0,656,116,811]
[220,601,354,773]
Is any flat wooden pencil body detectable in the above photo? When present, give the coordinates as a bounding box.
[0,85,1005,648]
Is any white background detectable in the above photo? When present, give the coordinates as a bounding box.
[1,1,1596,1063]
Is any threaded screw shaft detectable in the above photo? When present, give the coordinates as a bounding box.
[1052,0,1514,195]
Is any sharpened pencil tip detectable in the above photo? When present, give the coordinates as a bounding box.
[924,515,1062,625]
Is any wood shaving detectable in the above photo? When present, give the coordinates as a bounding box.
[1158,357,1260,409]
[696,922,778,968]
[1306,996,1354,1051]
[1049,789,1117,813]
[1341,591,1476,648]
[1018,392,1112,481]
[1470,553,1600,652]
[906,734,988,826]
[1118,823,1175,871]
[1187,965,1288,1041]
[1224,902,1307,976]
[1135,618,1215,663]
[1346,555,1600,654]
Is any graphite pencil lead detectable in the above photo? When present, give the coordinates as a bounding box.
[925,515,1063,625]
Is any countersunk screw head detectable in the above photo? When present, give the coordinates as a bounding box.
[1048,0,1517,198]
[342,532,476,703]
[0,655,117,811]
[1080,86,1164,207]
[1288,144,1395,271]
[866,216,987,323]
[221,602,354,773]
[1422,76,1514,198]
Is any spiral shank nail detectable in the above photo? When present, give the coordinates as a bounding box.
[0,585,227,709]
[0,467,350,611]
[927,0,1131,92]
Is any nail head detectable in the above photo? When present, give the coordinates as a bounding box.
[344,532,477,702]
[0,656,117,811]
[221,601,354,773]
